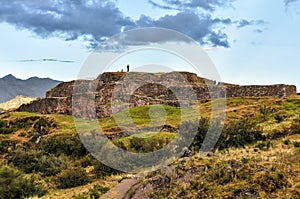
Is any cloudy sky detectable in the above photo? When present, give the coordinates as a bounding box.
[0,0,299,89]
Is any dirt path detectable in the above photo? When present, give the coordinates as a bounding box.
[101,178,139,199]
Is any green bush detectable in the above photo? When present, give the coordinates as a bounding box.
[89,184,110,199]
[55,167,90,189]
[127,136,171,153]
[0,165,45,198]
[217,117,265,150]
[0,120,13,134]
[293,141,300,148]
[73,184,110,199]
[274,113,285,123]
[283,139,291,145]
[291,118,300,134]
[7,149,70,176]
[255,141,272,151]
[252,171,290,192]
[36,154,70,176]
[268,129,289,139]
[8,149,43,173]
[185,117,264,152]
[40,134,88,157]
[92,160,120,178]
[190,118,209,151]
[0,139,19,154]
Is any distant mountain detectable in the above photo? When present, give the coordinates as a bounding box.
[0,74,61,103]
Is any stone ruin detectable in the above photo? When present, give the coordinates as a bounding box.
[17,72,297,119]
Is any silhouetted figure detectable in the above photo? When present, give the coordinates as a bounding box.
[127,64,130,72]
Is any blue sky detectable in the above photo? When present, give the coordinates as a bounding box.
[0,0,299,90]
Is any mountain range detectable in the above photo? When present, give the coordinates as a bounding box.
[0,74,61,103]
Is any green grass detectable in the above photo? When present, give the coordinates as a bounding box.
[98,104,200,133]
[112,131,177,152]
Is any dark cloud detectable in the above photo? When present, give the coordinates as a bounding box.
[19,58,74,63]
[148,0,234,12]
[284,0,299,6]
[236,19,265,28]
[0,0,134,41]
[0,0,263,49]
[133,12,232,47]
[254,29,263,33]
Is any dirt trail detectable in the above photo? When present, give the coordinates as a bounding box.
[101,178,139,199]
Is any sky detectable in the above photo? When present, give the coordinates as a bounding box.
[0,0,299,90]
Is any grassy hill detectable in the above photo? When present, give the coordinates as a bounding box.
[0,97,300,198]
[0,96,36,111]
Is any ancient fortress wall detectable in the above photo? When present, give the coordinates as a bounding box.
[17,72,297,118]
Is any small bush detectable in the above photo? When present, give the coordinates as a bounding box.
[255,141,272,151]
[0,165,46,198]
[268,129,289,139]
[260,105,272,121]
[55,167,90,189]
[291,118,300,134]
[0,120,13,134]
[89,184,110,199]
[190,118,209,151]
[252,171,290,192]
[0,139,19,154]
[217,117,265,150]
[293,141,300,148]
[7,149,70,176]
[92,160,120,178]
[40,134,88,157]
[274,113,285,123]
[7,149,43,173]
[73,184,110,199]
[283,139,291,145]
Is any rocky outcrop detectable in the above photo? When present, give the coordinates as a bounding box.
[17,72,297,118]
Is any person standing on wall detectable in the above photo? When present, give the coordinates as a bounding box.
[127,64,130,72]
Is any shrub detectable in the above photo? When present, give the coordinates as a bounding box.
[0,139,19,154]
[73,184,110,199]
[274,113,285,123]
[7,148,70,176]
[7,149,43,173]
[283,139,291,145]
[40,134,88,157]
[293,141,300,148]
[268,129,289,139]
[260,105,272,121]
[0,165,45,198]
[35,154,70,176]
[0,120,13,134]
[252,171,290,192]
[216,117,265,150]
[291,118,300,134]
[255,141,272,151]
[190,118,209,151]
[92,160,120,178]
[55,167,90,189]
[88,184,110,199]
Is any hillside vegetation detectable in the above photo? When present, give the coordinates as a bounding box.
[0,97,300,198]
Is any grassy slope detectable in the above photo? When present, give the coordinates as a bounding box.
[1,96,300,198]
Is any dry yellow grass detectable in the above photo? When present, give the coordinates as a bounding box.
[0,96,35,110]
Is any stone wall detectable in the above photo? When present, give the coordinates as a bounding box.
[226,84,297,98]
[17,72,297,118]
[18,97,72,115]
